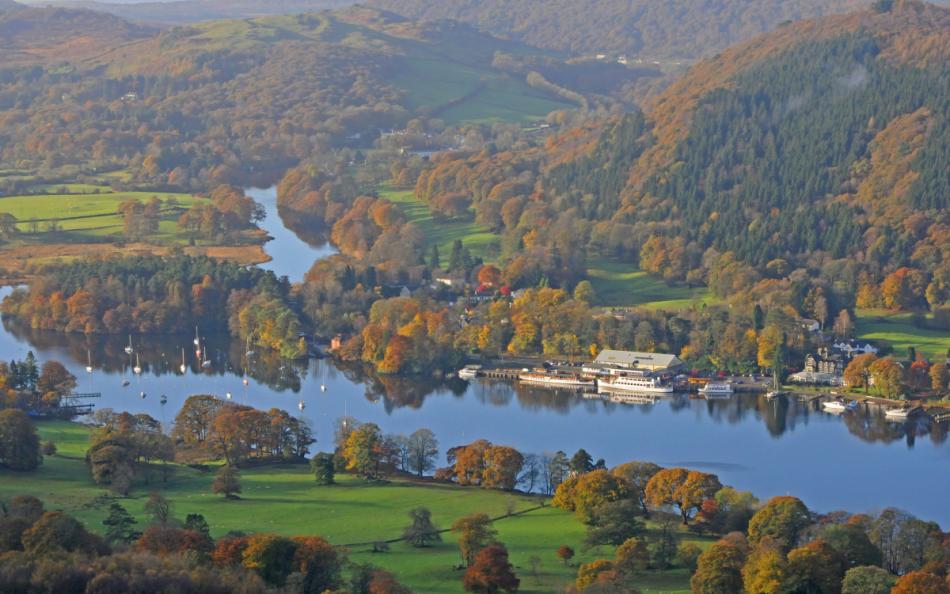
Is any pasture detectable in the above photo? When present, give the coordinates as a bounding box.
[379,185,499,261]
[587,258,715,310]
[855,309,950,360]
[0,420,701,594]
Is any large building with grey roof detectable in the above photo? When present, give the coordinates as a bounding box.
[591,350,683,373]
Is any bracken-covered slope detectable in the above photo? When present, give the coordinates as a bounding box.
[0,6,155,65]
[544,0,950,274]
[368,0,873,61]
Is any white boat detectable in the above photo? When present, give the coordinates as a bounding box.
[518,371,595,389]
[458,365,482,380]
[699,382,734,396]
[86,349,93,374]
[597,375,674,394]
[298,400,306,411]
[179,348,187,374]
[193,326,200,347]
[124,335,134,355]
[133,353,142,375]
[884,406,917,420]
[822,399,856,413]
[121,379,130,387]
[139,391,146,399]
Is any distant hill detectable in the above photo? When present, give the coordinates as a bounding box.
[367,0,880,61]
[0,0,22,12]
[0,6,154,64]
[17,0,354,23]
[547,0,950,272]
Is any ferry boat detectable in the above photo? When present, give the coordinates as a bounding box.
[518,370,595,389]
[698,382,733,396]
[597,375,674,394]
[458,365,482,380]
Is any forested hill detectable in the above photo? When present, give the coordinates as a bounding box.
[367,0,870,61]
[23,0,353,25]
[546,0,950,285]
[0,6,592,191]
[0,6,154,65]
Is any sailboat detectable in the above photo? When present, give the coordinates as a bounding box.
[320,362,328,392]
[298,400,306,412]
[133,353,142,375]
[225,392,233,400]
[139,391,146,399]
[85,349,93,374]
[179,348,187,374]
[193,326,200,347]
[124,335,134,355]
[201,346,211,369]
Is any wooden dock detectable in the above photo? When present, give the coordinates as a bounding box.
[478,368,521,380]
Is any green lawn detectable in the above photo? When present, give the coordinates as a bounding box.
[587,258,715,310]
[393,51,570,124]
[0,420,699,593]
[0,187,205,243]
[380,185,499,261]
[855,309,950,360]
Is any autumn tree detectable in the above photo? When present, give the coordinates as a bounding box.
[292,535,343,593]
[452,513,498,567]
[843,353,878,393]
[556,545,575,566]
[747,496,811,551]
[343,422,385,479]
[242,533,298,586]
[584,499,645,547]
[36,361,76,407]
[144,492,172,526]
[463,544,519,594]
[869,357,904,398]
[644,468,721,524]
[691,536,748,594]
[891,571,949,594]
[783,539,845,594]
[0,409,42,471]
[22,511,103,556]
[611,461,663,515]
[819,522,882,569]
[403,507,441,548]
[213,465,242,499]
[552,469,629,522]
[742,538,787,594]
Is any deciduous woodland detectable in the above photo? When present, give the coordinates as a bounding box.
[0,396,947,593]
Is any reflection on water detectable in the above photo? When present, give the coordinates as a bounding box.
[1,194,949,526]
[246,186,336,281]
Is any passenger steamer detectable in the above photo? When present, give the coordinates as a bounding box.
[596,375,674,394]
[517,370,595,389]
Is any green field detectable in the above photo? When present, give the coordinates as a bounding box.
[587,258,715,310]
[0,421,701,593]
[380,185,499,261]
[855,310,950,360]
[393,50,571,124]
[0,187,205,243]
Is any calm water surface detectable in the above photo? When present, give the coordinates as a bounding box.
[1,186,948,526]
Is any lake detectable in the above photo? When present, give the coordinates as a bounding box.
[1,186,947,527]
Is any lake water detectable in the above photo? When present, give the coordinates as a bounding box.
[247,186,336,281]
[1,187,948,527]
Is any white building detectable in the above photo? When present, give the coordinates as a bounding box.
[589,350,684,373]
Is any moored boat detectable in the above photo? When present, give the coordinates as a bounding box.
[458,365,482,380]
[597,375,674,394]
[699,382,733,396]
[822,399,856,413]
[518,370,594,389]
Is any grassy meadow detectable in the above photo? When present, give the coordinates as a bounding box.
[855,309,950,360]
[587,258,715,310]
[379,185,499,261]
[0,420,703,594]
[0,186,204,243]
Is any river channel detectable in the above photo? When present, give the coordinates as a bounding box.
[1,187,948,525]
